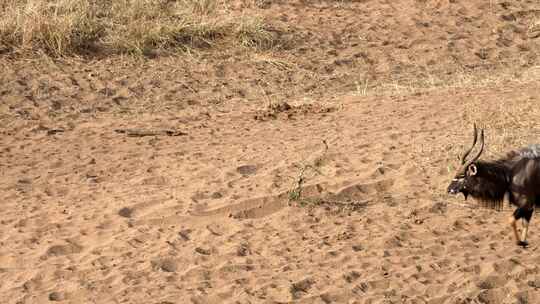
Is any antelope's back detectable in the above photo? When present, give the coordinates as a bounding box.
[510,144,540,196]
[518,144,540,159]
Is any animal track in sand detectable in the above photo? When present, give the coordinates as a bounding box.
[43,242,83,258]
[191,195,289,220]
[117,198,180,220]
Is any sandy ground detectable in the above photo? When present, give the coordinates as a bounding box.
[2,80,540,303]
[2,0,540,303]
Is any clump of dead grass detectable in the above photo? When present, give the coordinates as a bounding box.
[0,0,104,56]
[104,0,228,56]
[236,16,279,50]
[528,19,540,38]
[0,0,284,57]
[182,0,218,15]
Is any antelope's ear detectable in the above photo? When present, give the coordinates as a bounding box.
[467,164,478,176]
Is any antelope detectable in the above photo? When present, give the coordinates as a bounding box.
[447,124,540,247]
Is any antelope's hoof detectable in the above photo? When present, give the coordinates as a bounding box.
[517,240,529,248]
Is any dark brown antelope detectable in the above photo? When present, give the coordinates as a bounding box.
[447,124,540,247]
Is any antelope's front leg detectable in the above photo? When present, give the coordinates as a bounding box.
[520,208,534,246]
[512,206,534,247]
[521,219,530,246]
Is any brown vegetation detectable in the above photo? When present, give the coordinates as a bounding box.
[0,0,282,56]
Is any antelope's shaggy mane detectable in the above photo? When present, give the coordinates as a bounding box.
[467,160,511,210]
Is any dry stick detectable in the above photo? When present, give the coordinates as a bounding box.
[288,165,307,202]
[257,84,273,109]
[288,140,329,204]
[310,198,372,213]
[114,128,187,137]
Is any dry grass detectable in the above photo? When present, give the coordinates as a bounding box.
[448,67,540,154]
[432,68,540,175]
[529,19,540,34]
[236,16,278,50]
[0,0,104,56]
[432,91,540,201]
[370,66,540,181]
[461,97,540,157]
[0,0,282,57]
[353,66,540,98]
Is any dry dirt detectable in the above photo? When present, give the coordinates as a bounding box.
[2,1,540,303]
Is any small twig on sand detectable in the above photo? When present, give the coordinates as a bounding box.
[308,198,371,212]
[288,139,329,203]
[47,129,65,135]
[114,128,187,137]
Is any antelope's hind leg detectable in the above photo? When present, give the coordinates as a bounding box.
[509,214,521,246]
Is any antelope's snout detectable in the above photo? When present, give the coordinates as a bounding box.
[447,179,461,195]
